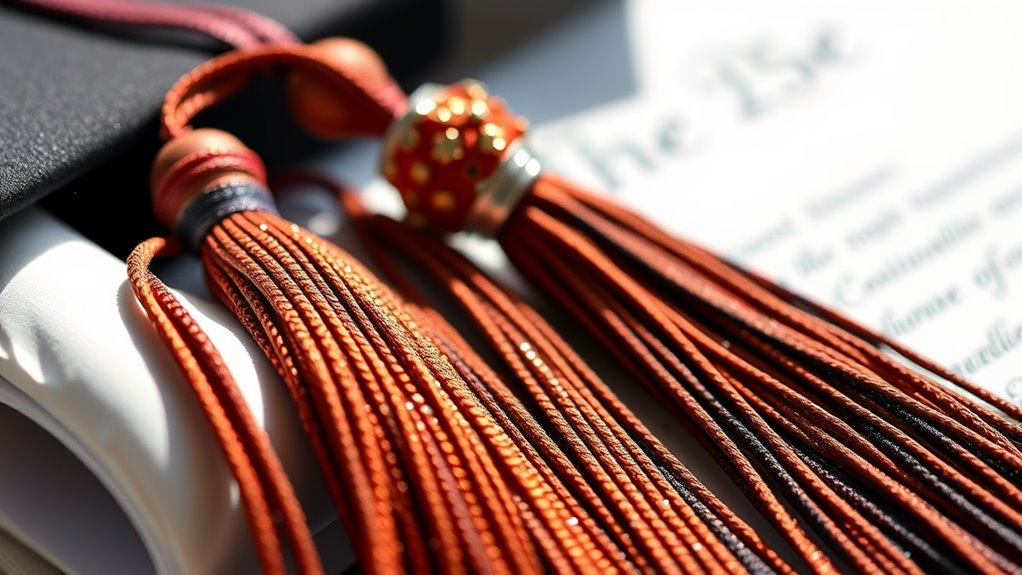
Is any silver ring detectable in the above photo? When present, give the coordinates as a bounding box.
[465,139,542,237]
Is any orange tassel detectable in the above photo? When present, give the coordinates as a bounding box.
[134,127,644,573]
[130,32,1022,573]
[273,171,797,574]
[498,175,1022,573]
[370,78,1022,572]
[6,2,808,571]
[129,235,322,575]
[266,40,1022,574]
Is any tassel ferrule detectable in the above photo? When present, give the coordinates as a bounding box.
[176,179,278,251]
[151,128,278,250]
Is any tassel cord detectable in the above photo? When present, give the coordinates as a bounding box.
[206,211,547,574]
[307,176,803,575]
[12,0,298,48]
[496,176,1022,573]
[557,179,1022,452]
[128,237,323,575]
[532,183,1022,503]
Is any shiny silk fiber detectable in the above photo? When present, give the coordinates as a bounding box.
[15,2,793,572]
[138,38,790,573]
[19,0,1022,572]
[278,41,1022,575]
[136,69,619,575]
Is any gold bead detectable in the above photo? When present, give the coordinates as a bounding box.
[432,190,456,211]
[478,123,508,154]
[481,123,504,137]
[469,99,489,122]
[410,162,431,185]
[414,98,437,116]
[431,127,464,164]
[448,97,467,116]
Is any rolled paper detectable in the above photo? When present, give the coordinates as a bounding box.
[0,208,344,574]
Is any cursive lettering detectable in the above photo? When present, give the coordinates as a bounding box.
[879,287,962,336]
[834,218,980,307]
[950,321,1022,376]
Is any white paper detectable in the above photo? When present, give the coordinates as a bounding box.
[0,209,345,574]
[460,0,1022,401]
[0,400,149,574]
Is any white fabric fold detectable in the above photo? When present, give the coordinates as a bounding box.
[0,208,344,574]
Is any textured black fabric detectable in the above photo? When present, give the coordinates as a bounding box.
[0,0,446,229]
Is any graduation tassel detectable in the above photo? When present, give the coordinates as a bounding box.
[21,0,1022,565]
[138,29,791,573]
[263,41,1022,573]
[489,174,1022,573]
[136,129,624,574]
[141,131,585,575]
[8,1,763,572]
[15,2,783,570]
[275,171,797,574]
[129,231,324,575]
[148,36,820,573]
[15,3,626,572]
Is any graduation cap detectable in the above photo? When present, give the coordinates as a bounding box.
[0,0,447,254]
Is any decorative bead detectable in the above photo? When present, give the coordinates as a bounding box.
[151,128,247,190]
[380,81,528,233]
[150,128,268,231]
[286,37,393,138]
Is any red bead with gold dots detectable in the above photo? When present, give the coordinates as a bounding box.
[381,81,528,232]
